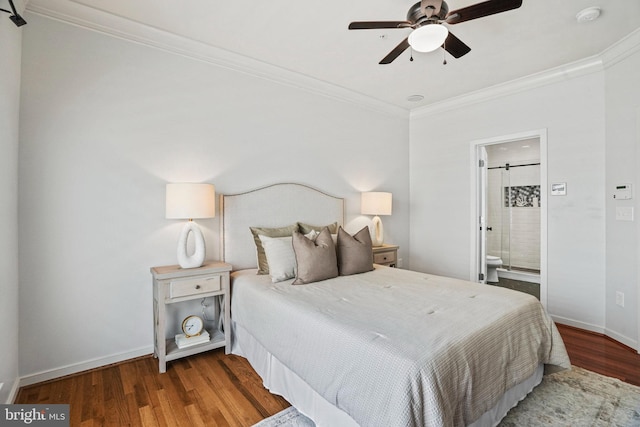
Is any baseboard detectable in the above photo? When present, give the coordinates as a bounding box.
[604,328,638,352]
[551,315,605,335]
[19,346,153,388]
[553,315,639,354]
[4,378,20,404]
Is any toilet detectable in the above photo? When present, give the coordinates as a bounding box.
[486,255,503,283]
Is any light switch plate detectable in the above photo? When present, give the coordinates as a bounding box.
[616,291,625,307]
[615,207,634,221]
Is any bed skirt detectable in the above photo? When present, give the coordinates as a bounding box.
[231,320,544,427]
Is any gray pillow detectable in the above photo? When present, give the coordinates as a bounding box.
[337,226,374,276]
[250,224,298,275]
[292,227,338,285]
[298,221,338,235]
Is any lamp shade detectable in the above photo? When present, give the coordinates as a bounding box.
[408,24,449,53]
[166,183,216,219]
[361,192,392,216]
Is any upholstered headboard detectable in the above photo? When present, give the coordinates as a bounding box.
[220,183,345,270]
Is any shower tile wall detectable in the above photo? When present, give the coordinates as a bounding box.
[486,140,541,271]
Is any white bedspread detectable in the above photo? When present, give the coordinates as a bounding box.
[231,266,570,427]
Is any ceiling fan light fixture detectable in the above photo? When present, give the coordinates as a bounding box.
[408,24,449,53]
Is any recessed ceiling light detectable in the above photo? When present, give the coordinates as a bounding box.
[407,95,424,102]
[576,7,601,23]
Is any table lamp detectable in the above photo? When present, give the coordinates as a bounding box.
[361,192,392,246]
[166,183,216,268]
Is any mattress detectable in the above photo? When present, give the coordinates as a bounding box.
[230,266,570,427]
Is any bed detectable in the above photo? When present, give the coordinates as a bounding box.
[220,183,570,427]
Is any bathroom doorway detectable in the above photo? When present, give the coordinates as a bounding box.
[471,130,547,308]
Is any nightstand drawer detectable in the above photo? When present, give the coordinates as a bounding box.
[374,251,396,264]
[170,275,220,298]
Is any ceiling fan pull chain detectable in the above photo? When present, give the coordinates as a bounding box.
[410,48,414,62]
[442,40,447,65]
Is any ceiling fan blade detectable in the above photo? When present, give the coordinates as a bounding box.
[443,31,471,58]
[445,0,522,24]
[349,21,411,30]
[379,37,410,64]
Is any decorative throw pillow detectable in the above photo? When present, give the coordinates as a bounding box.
[301,228,337,245]
[292,227,338,285]
[298,226,338,248]
[298,222,339,235]
[250,224,298,275]
[258,235,297,283]
[337,226,374,276]
[258,231,318,283]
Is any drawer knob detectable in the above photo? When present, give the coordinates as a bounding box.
[195,285,201,289]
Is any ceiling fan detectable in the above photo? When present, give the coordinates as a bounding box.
[348,0,522,64]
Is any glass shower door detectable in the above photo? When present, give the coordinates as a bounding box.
[501,168,511,270]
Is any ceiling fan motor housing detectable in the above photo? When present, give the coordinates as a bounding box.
[407,0,449,25]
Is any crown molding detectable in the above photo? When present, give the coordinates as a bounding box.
[412,27,640,119]
[23,1,640,120]
[411,57,604,119]
[601,27,640,69]
[25,0,408,118]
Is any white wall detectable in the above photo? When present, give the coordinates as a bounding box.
[409,69,607,332]
[0,13,22,402]
[604,47,640,347]
[18,14,409,381]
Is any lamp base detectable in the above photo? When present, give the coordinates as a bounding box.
[371,215,384,247]
[177,221,206,269]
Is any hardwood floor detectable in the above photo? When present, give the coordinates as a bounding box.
[15,350,290,426]
[556,323,640,386]
[15,324,640,426]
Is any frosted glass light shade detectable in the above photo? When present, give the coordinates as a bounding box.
[166,183,216,219]
[361,192,392,216]
[408,24,449,53]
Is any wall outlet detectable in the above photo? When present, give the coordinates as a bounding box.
[397,258,403,268]
[615,291,625,307]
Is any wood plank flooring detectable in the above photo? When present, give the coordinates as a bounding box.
[556,323,640,386]
[15,324,640,426]
[15,350,289,427]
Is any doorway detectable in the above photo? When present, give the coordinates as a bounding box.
[470,130,548,308]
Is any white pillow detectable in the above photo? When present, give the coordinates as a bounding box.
[259,231,316,283]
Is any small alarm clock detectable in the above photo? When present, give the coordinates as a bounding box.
[181,315,204,338]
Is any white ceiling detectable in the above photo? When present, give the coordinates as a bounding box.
[25,0,640,111]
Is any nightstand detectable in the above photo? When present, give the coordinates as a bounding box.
[372,244,399,267]
[151,261,232,373]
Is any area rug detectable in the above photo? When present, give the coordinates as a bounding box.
[253,367,640,427]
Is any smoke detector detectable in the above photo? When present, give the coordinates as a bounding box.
[576,7,601,23]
